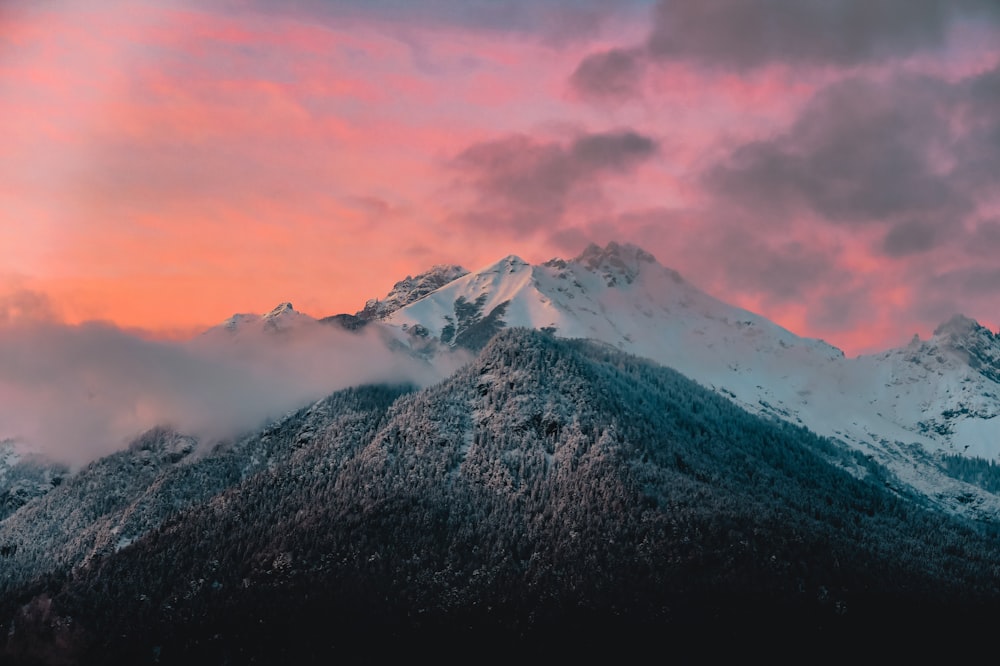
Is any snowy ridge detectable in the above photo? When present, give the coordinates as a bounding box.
[384,241,1000,518]
[189,241,1000,517]
[205,302,319,339]
[360,264,468,320]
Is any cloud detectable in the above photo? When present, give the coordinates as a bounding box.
[689,225,841,303]
[881,219,949,257]
[702,75,970,226]
[644,0,998,69]
[913,265,1000,330]
[963,219,1000,258]
[569,48,646,102]
[451,129,658,234]
[569,0,1000,102]
[0,317,466,468]
[954,64,1000,192]
[202,0,629,43]
[0,289,58,326]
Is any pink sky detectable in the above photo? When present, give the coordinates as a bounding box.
[3,0,1000,356]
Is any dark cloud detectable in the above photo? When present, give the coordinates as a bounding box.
[881,219,949,257]
[955,64,1000,192]
[703,76,970,225]
[645,0,983,69]
[570,130,658,169]
[569,48,646,102]
[913,263,1000,330]
[451,129,658,234]
[927,265,1000,297]
[570,0,1000,102]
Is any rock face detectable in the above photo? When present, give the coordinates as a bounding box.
[359,265,469,320]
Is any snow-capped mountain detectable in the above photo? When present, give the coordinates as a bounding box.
[379,241,1000,517]
[359,264,468,320]
[207,266,471,338]
[7,248,1000,660]
[189,241,1000,517]
[209,301,317,337]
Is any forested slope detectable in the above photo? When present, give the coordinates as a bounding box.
[4,329,1000,664]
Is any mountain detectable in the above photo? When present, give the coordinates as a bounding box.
[357,264,468,320]
[206,266,471,336]
[3,330,1000,663]
[204,301,318,339]
[6,243,1000,661]
[0,441,66,523]
[314,264,469,331]
[377,242,1000,518]
[179,242,1000,517]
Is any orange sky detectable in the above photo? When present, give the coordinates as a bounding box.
[3,0,999,356]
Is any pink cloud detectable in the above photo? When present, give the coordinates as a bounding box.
[2,0,999,359]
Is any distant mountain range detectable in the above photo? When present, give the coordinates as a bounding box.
[4,241,1000,663]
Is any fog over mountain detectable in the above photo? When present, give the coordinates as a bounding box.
[0,313,467,467]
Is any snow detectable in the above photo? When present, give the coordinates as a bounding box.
[188,241,1000,519]
[204,302,319,339]
[383,241,1000,518]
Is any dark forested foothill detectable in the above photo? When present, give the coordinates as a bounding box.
[3,330,1000,664]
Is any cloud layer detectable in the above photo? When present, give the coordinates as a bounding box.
[0,312,465,467]
[2,0,999,358]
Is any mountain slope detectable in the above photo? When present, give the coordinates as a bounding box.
[5,330,1000,663]
[358,264,468,320]
[179,241,1000,518]
[0,442,66,523]
[380,242,1000,517]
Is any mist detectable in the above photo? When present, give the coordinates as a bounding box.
[0,317,469,468]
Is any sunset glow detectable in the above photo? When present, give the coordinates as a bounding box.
[3,0,1000,356]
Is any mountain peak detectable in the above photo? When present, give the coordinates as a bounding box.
[360,264,468,320]
[576,241,656,265]
[209,301,314,337]
[928,314,1000,383]
[492,255,529,271]
[572,241,660,286]
[933,314,981,339]
[264,302,296,319]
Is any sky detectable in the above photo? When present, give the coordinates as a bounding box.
[3,0,1000,356]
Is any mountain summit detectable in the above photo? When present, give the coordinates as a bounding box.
[376,242,1000,517]
[573,240,659,285]
[207,301,317,339]
[196,241,1000,517]
[359,264,469,321]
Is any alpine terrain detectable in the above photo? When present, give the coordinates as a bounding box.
[3,242,1000,663]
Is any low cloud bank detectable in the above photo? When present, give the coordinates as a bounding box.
[0,313,467,468]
